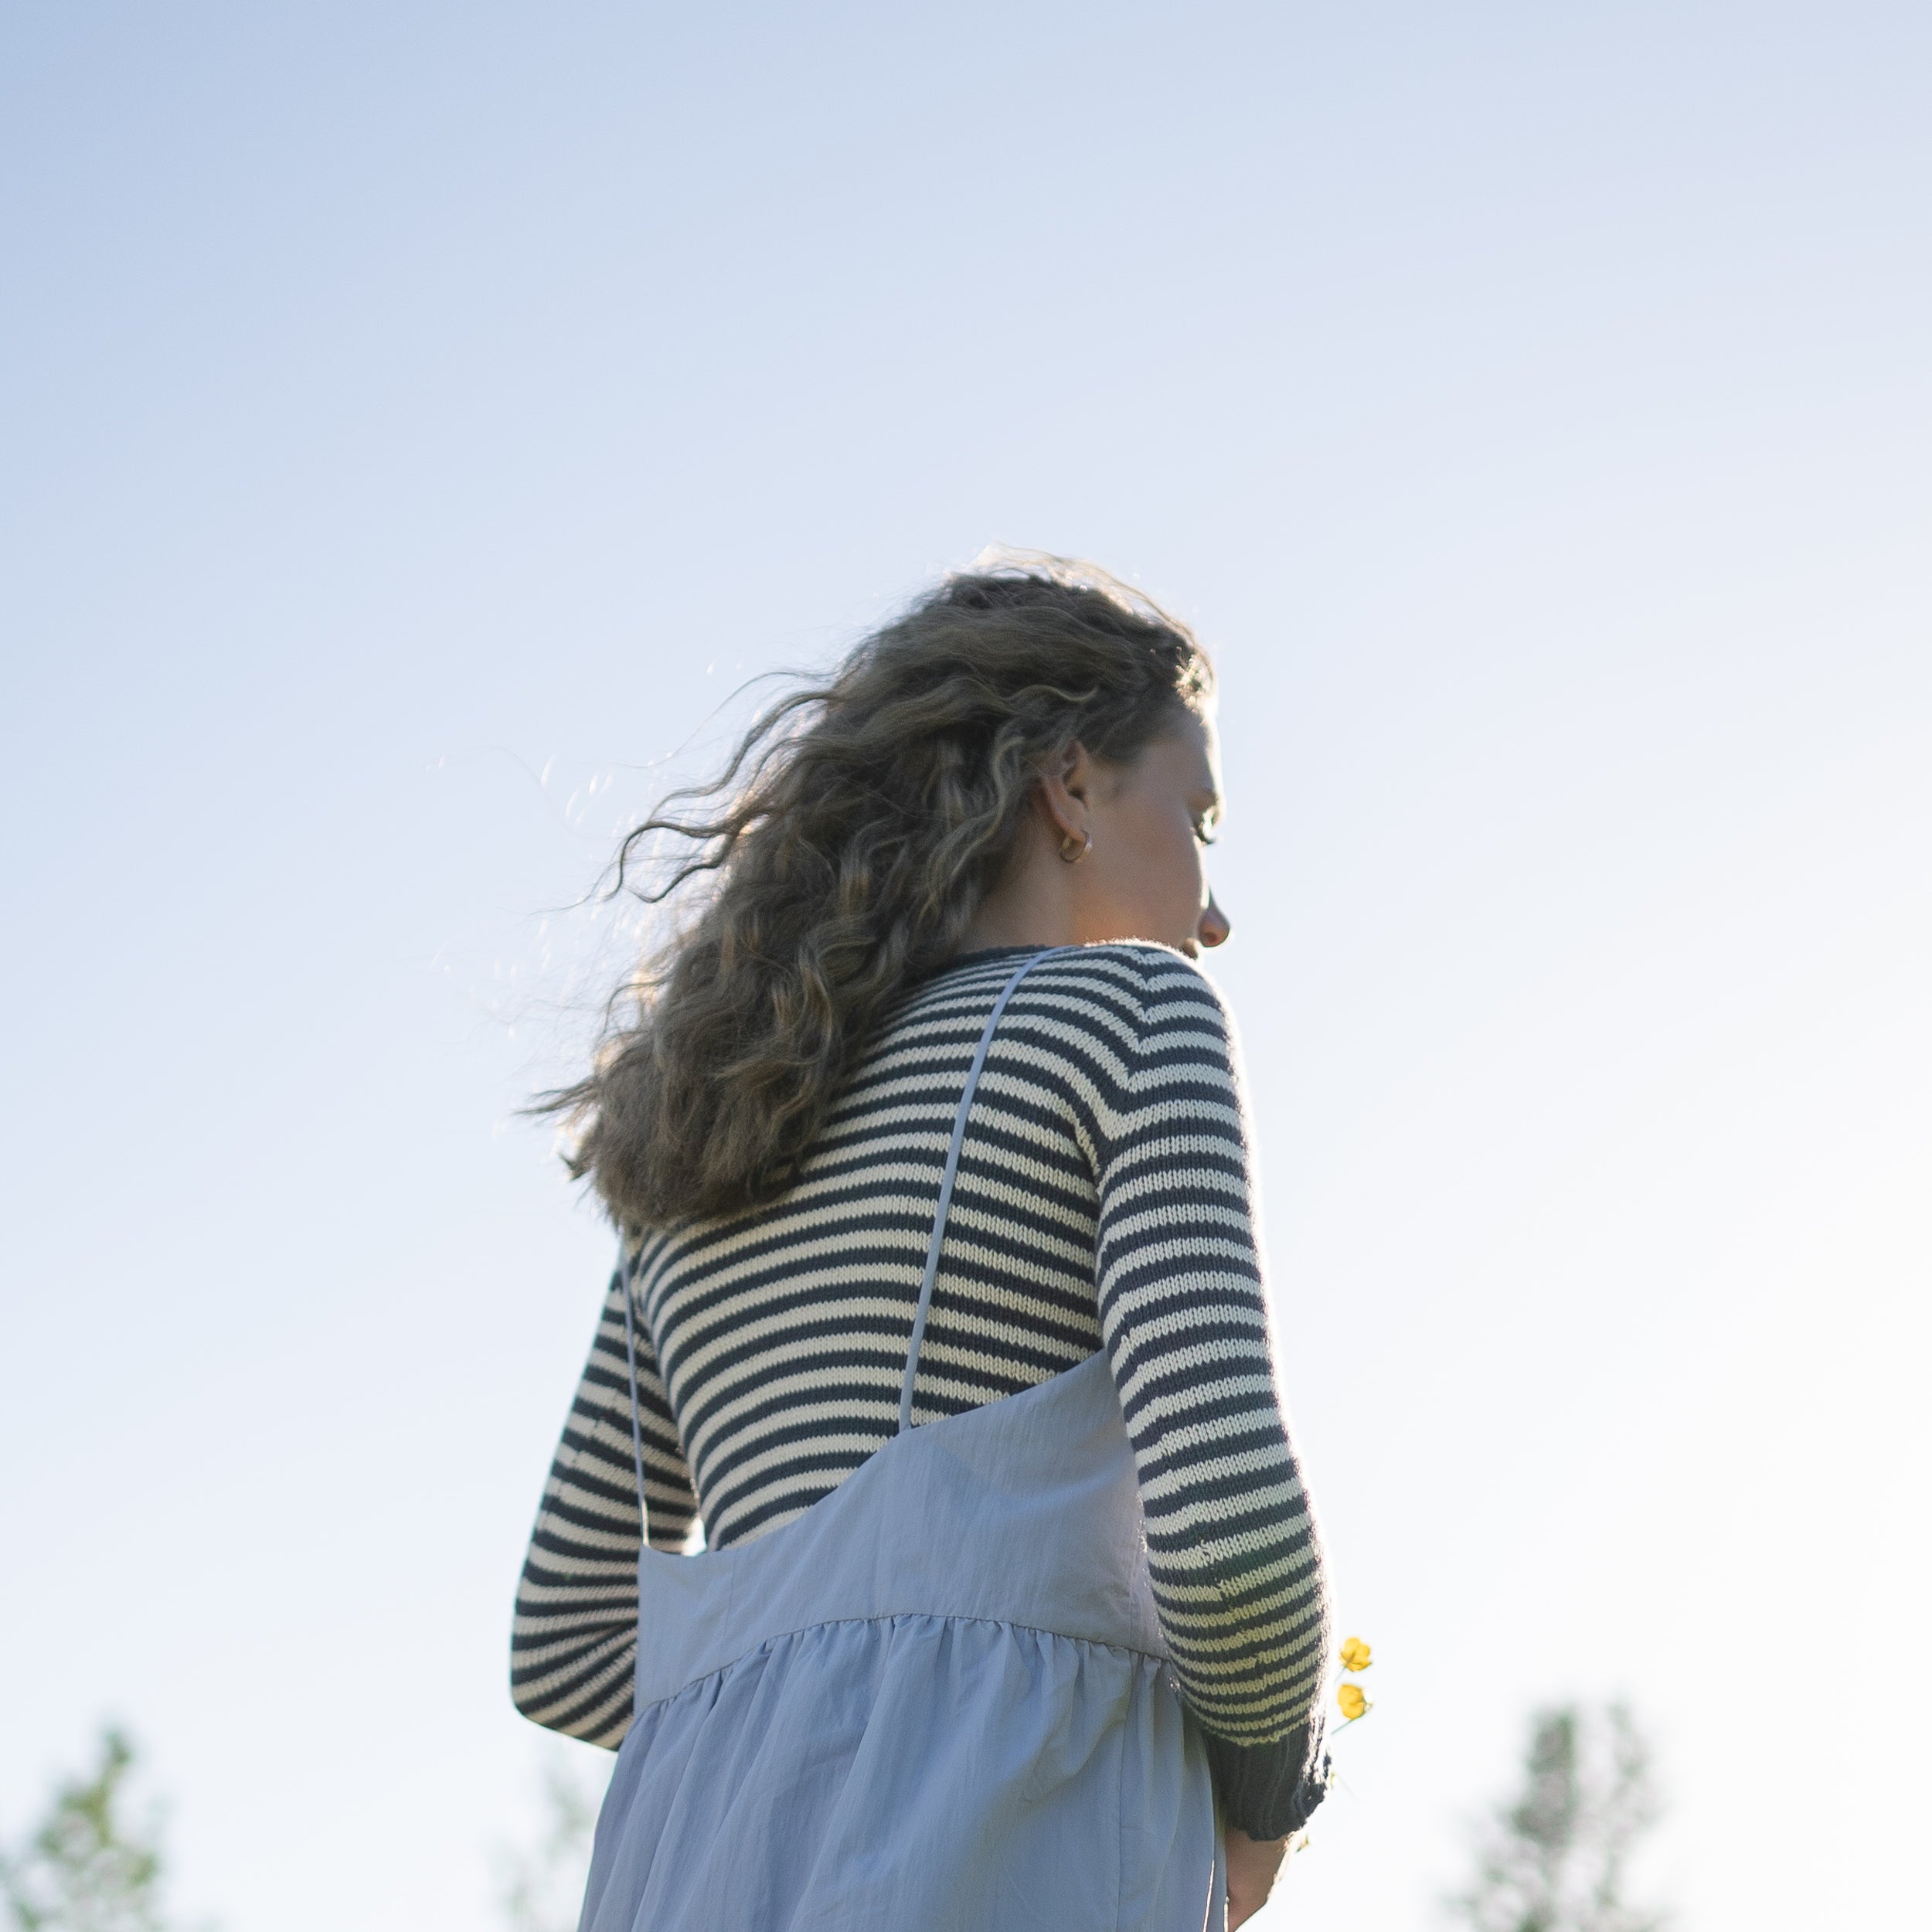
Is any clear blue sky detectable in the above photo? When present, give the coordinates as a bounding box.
[3,5,1927,1928]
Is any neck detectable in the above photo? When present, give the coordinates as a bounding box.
[957,867,1080,955]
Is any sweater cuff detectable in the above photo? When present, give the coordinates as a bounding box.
[1203,1721,1331,1840]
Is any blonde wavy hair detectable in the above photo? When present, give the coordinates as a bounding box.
[544,558,1214,1227]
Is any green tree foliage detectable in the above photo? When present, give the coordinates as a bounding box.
[0,1730,172,1932]
[1452,1703,1665,1932]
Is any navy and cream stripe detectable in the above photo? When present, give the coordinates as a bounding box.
[511,942,1330,1830]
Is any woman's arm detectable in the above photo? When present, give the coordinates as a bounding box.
[509,1253,700,1743]
[1225,1829,1293,1928]
[1086,946,1332,1838]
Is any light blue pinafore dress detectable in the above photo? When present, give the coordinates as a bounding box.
[580,951,1227,1932]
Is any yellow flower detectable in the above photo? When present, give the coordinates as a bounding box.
[1337,1682,1369,1722]
[1338,1635,1372,1673]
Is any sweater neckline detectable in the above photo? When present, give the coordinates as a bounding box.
[945,944,1050,966]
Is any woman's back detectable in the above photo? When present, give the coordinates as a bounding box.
[636,941,1247,1545]
[514,942,1328,1836]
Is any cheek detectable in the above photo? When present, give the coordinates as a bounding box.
[1095,781,1205,923]
[1123,809,1203,907]
[1173,836,1209,906]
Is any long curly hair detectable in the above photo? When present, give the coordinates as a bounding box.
[544,558,1214,1228]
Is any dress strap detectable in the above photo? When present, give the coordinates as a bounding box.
[898,947,1067,1434]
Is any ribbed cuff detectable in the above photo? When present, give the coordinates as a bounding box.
[1202,1720,1331,1841]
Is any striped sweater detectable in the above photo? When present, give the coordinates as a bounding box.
[511,942,1331,1835]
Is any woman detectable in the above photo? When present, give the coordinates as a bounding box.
[512,562,1332,1930]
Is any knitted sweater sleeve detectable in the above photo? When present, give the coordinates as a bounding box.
[509,1254,699,1744]
[1088,947,1332,1838]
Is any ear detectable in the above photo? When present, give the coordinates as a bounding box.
[1035,741,1095,843]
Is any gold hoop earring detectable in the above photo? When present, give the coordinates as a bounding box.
[1058,831,1092,866]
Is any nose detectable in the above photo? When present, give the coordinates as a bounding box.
[1197,894,1231,949]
